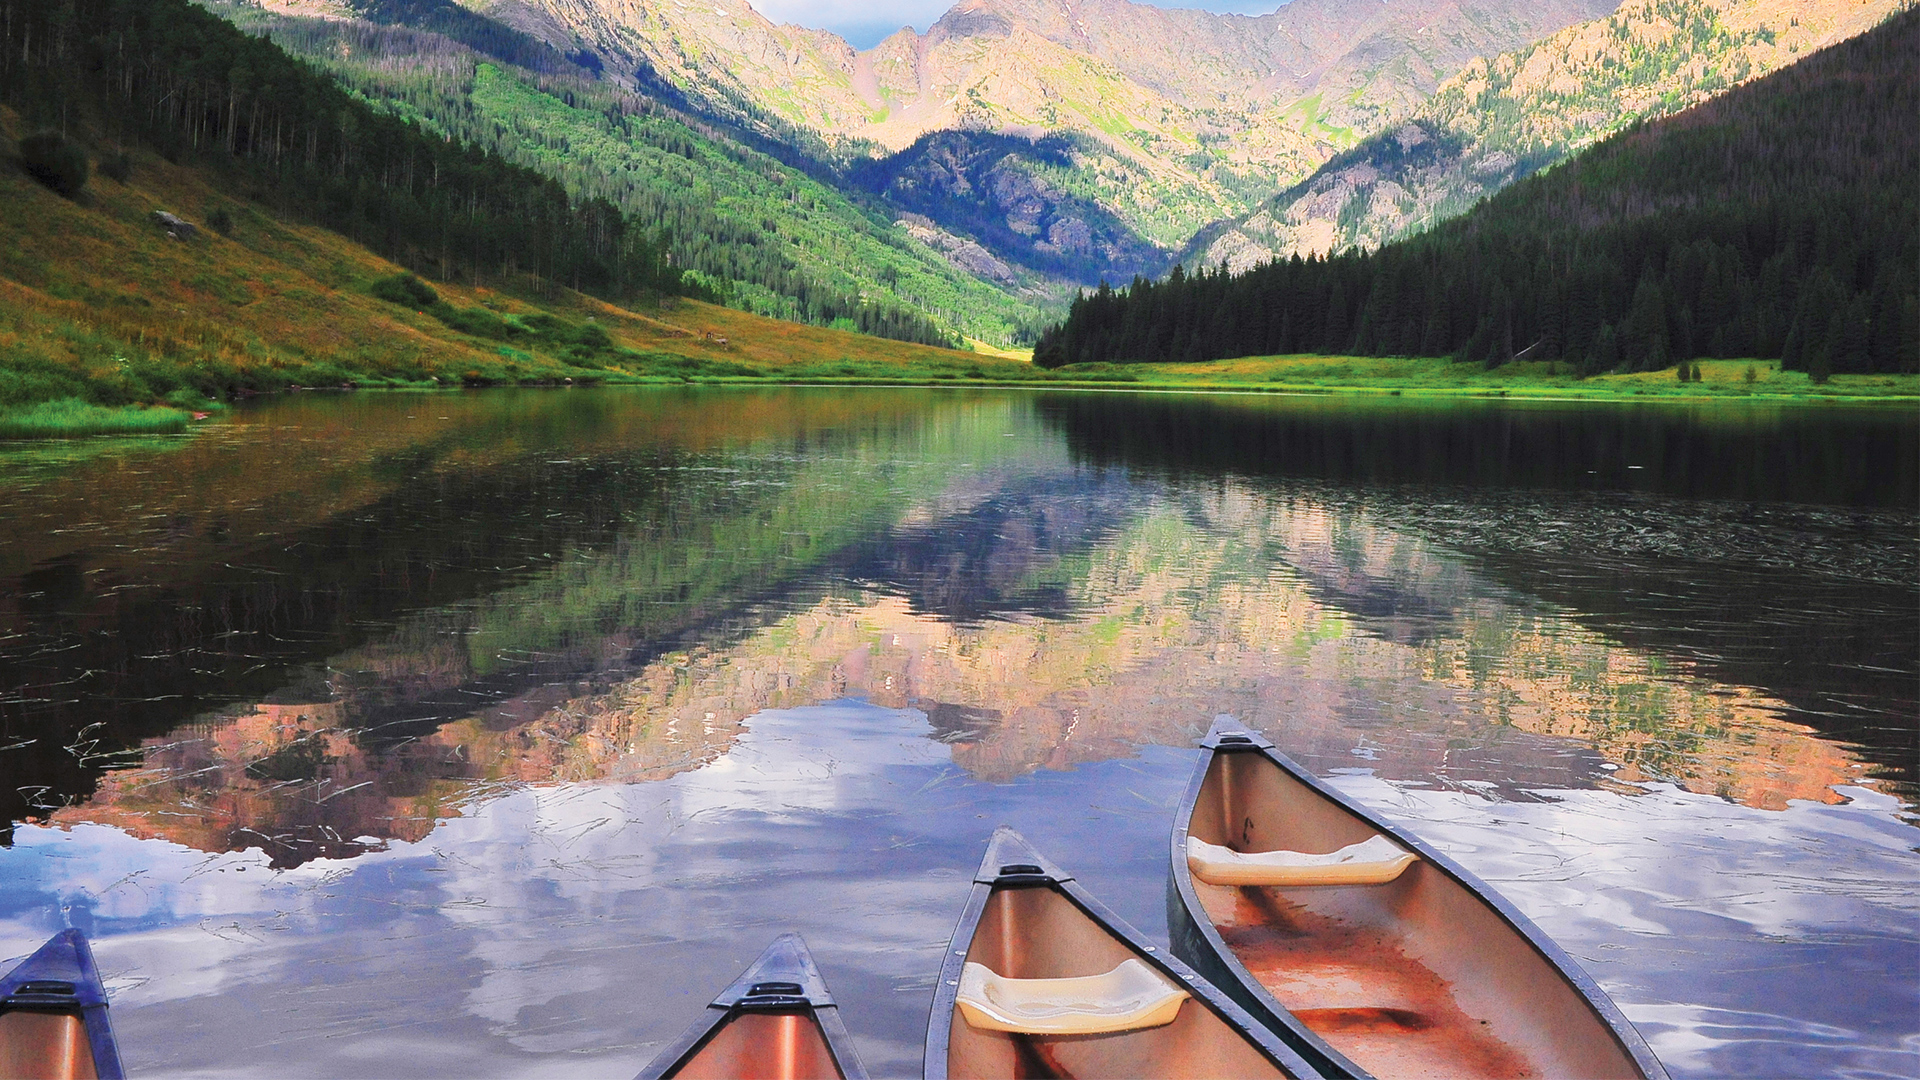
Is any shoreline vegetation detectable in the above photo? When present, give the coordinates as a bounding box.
[5,355,1914,440]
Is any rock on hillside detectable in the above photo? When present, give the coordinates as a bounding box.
[1190,0,1902,269]
[854,130,1170,284]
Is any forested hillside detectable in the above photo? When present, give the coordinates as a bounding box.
[0,94,1008,413]
[0,0,991,348]
[1035,10,1918,379]
[1,0,689,305]
[219,3,1054,345]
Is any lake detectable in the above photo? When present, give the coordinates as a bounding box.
[0,387,1914,1078]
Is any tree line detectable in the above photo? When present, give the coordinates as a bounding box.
[1036,10,1918,378]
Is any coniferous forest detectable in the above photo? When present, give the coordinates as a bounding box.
[1034,10,1919,378]
[0,0,958,347]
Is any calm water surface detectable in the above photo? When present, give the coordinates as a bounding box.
[0,388,1913,1078]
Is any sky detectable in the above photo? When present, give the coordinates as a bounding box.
[747,0,1285,50]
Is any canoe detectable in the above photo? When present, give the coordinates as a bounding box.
[635,933,867,1080]
[926,826,1323,1079]
[1168,718,1669,1080]
[0,929,124,1080]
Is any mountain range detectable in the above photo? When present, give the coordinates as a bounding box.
[217,0,1907,343]
[6,0,1910,359]
[1187,0,1903,269]
[448,0,1620,269]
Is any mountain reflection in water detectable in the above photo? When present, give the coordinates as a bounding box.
[0,387,1913,1079]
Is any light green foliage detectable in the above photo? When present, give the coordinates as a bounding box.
[0,398,191,438]
[234,2,1051,346]
[1427,0,1775,157]
[457,65,1045,344]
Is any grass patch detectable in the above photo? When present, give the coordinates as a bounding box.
[1032,355,1920,402]
[0,398,190,438]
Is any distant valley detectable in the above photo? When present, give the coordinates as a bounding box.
[445,0,1619,281]
[256,0,1906,319]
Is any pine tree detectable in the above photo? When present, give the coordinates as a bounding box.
[1588,324,1621,375]
[1624,271,1671,372]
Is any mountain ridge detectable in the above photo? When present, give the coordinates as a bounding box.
[1189,0,1904,269]
[456,0,1617,277]
[1036,8,1918,378]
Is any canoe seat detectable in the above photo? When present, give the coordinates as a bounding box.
[1187,834,1416,887]
[956,959,1189,1035]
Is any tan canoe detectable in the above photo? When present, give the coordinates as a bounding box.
[1169,718,1668,1080]
[927,827,1324,1079]
[0,930,124,1080]
[635,933,867,1080]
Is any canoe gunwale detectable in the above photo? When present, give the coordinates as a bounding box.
[1168,734,1369,1080]
[634,932,867,1080]
[1168,720,1670,1080]
[0,928,125,1080]
[924,826,1321,1080]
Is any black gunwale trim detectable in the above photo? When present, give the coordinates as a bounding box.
[0,928,125,1080]
[634,932,868,1080]
[1169,725,1368,1079]
[1169,717,1670,1080]
[925,825,1324,1080]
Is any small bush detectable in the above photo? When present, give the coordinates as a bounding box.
[573,321,612,349]
[0,358,94,407]
[207,207,235,236]
[630,353,761,379]
[19,132,88,196]
[99,151,132,184]
[518,312,566,335]
[433,303,517,340]
[162,388,224,411]
[370,273,439,309]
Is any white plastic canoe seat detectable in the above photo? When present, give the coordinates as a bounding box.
[955,959,1189,1035]
[1187,834,1417,887]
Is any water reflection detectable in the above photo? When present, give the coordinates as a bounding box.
[0,387,1914,1078]
[1040,393,1920,794]
[32,478,1876,871]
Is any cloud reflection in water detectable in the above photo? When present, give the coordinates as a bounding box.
[2,703,1915,1078]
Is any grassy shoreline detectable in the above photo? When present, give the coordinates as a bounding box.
[6,354,1913,439]
[0,398,195,438]
[678,355,1920,403]
[565,353,1920,404]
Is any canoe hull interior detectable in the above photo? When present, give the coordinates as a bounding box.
[928,827,1317,1080]
[0,930,122,1080]
[1173,732,1666,1080]
[0,1012,97,1080]
[636,933,865,1080]
[664,1009,845,1080]
[946,884,1292,1080]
